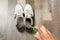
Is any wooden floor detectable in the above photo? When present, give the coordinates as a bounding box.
[0,0,60,40]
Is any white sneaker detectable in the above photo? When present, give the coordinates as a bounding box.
[24,4,34,26]
[14,4,23,19]
[14,4,25,32]
[24,4,33,18]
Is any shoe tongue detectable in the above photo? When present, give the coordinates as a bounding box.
[23,13,25,17]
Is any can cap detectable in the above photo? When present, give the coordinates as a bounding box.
[32,27,38,33]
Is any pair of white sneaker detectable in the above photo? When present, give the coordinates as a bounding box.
[14,3,33,18]
[14,4,34,32]
[15,4,34,32]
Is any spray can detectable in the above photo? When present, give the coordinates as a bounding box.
[32,27,39,34]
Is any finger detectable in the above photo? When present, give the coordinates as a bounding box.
[40,25,47,34]
[46,28,57,40]
[40,25,50,40]
[34,26,43,35]
[34,35,42,40]
[34,26,40,30]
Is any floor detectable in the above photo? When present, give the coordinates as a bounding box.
[0,0,60,40]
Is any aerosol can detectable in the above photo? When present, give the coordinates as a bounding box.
[32,27,39,34]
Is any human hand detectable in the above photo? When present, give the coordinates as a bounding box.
[34,25,57,40]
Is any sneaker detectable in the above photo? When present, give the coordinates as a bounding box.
[24,4,34,33]
[14,4,25,32]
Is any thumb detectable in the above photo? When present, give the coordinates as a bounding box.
[34,35,41,40]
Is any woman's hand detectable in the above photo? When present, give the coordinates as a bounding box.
[34,25,57,40]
